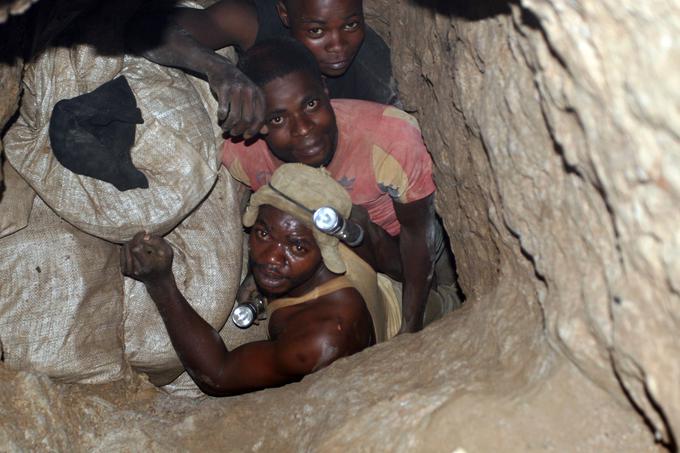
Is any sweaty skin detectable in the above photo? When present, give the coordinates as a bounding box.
[261,70,338,167]
[121,206,374,396]
[276,0,365,77]
[126,0,366,138]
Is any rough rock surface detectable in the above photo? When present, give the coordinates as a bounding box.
[0,319,659,452]
[1,0,678,451]
[370,0,679,447]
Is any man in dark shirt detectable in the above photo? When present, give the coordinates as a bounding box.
[128,0,400,138]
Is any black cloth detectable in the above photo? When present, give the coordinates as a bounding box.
[49,76,148,192]
[252,0,401,107]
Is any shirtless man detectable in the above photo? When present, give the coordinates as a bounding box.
[121,164,376,396]
[222,38,438,333]
[127,0,399,138]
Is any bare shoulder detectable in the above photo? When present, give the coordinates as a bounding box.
[272,287,375,374]
[303,286,372,331]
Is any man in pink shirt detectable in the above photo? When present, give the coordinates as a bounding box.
[223,38,438,333]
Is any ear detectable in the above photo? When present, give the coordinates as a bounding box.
[276,1,290,28]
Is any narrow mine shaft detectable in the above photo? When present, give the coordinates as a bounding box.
[1,0,678,451]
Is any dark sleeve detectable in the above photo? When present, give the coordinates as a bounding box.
[325,26,402,107]
[253,0,288,43]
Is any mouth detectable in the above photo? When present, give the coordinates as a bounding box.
[322,59,351,72]
[295,138,327,159]
[253,266,288,289]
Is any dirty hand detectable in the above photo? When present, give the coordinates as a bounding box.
[121,231,174,285]
[206,62,268,139]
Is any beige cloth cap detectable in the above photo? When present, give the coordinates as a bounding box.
[243,163,352,274]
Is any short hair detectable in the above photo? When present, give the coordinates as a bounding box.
[237,37,323,88]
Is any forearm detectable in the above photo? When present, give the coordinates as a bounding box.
[358,223,402,280]
[394,195,438,333]
[127,11,232,80]
[348,205,402,279]
[399,231,435,332]
[145,276,231,394]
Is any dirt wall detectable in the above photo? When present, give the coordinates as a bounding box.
[368,0,679,446]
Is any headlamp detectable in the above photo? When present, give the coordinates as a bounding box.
[313,206,364,247]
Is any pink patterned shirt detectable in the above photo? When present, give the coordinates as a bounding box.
[222,99,435,236]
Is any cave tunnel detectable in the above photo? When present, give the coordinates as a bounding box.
[0,0,678,451]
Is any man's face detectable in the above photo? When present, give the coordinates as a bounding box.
[277,0,365,77]
[262,70,338,167]
[249,205,323,297]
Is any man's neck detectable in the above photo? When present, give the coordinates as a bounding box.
[283,265,338,298]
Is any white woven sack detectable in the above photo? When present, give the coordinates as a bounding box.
[123,170,243,386]
[119,1,242,385]
[0,157,34,239]
[3,44,220,242]
[0,196,126,383]
[0,0,242,385]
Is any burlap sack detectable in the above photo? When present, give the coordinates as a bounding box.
[0,195,126,383]
[0,0,242,384]
[116,2,242,385]
[3,45,220,242]
[0,156,34,239]
[123,170,243,386]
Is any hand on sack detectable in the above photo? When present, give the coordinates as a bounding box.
[121,231,174,285]
[207,62,268,139]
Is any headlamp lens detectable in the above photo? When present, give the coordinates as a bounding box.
[313,206,340,232]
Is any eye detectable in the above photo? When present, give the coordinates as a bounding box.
[255,227,269,239]
[306,99,319,110]
[269,115,284,126]
[307,27,323,37]
[291,240,308,255]
[344,21,360,31]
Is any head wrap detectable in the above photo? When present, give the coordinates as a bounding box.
[243,163,351,274]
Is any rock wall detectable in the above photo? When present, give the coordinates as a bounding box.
[368,0,679,446]
[1,0,678,451]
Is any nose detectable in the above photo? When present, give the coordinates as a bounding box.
[264,241,286,266]
[291,113,313,137]
[324,29,347,55]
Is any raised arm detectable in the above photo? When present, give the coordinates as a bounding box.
[394,194,436,333]
[348,204,403,281]
[126,0,265,138]
[121,232,370,396]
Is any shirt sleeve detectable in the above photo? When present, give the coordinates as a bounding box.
[371,107,435,204]
[221,140,252,187]
[253,0,288,43]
